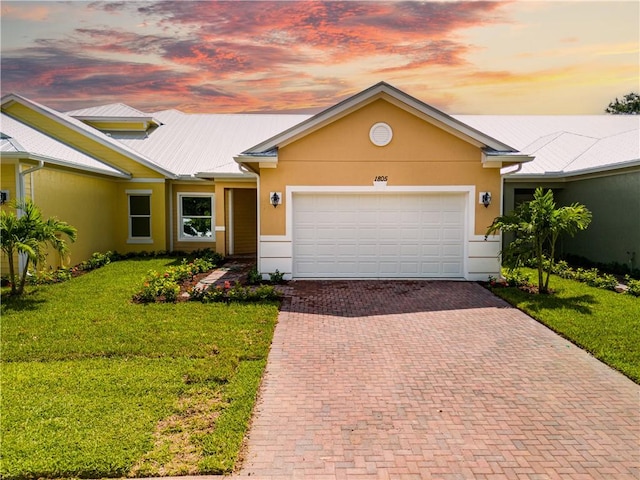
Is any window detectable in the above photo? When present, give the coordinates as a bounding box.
[128,191,152,242]
[179,194,213,240]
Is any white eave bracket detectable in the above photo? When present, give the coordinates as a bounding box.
[482,151,534,168]
[234,152,278,170]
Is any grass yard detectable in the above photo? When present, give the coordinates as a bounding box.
[0,258,279,479]
[491,269,640,383]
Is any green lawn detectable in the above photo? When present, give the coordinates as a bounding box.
[1,258,279,479]
[491,269,640,383]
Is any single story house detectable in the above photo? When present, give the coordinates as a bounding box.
[1,82,638,279]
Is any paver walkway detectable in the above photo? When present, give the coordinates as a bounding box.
[238,281,639,479]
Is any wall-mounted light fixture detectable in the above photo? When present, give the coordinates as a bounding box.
[270,192,282,208]
[480,192,492,208]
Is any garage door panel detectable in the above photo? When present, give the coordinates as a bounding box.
[443,244,463,257]
[338,262,357,274]
[400,262,419,274]
[421,211,442,224]
[422,244,441,257]
[421,262,440,274]
[443,262,463,275]
[358,262,379,274]
[380,262,399,274]
[422,229,442,241]
[293,193,465,278]
[443,228,463,241]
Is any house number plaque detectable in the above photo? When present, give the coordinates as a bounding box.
[373,176,388,187]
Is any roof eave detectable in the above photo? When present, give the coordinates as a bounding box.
[1,94,177,179]
[0,151,132,179]
[482,151,535,168]
[504,159,640,181]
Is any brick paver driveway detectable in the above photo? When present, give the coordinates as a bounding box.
[238,281,639,479]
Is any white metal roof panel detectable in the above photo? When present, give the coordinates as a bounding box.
[2,94,173,177]
[456,115,639,176]
[66,103,152,119]
[566,129,640,173]
[0,113,128,177]
[114,110,310,176]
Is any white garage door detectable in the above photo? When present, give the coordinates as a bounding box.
[292,193,466,278]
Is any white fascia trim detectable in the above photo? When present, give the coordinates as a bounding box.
[124,178,166,183]
[2,94,177,179]
[194,170,257,181]
[1,151,131,179]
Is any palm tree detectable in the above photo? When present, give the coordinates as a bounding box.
[486,188,591,294]
[1,200,77,295]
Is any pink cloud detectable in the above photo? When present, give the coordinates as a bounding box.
[2,1,510,112]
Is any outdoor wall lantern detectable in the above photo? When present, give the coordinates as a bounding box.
[481,192,492,208]
[270,192,282,208]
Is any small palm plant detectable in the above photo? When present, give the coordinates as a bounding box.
[1,200,77,295]
[486,188,591,294]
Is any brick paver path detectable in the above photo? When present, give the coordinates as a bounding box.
[238,281,639,479]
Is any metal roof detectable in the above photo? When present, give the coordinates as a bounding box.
[66,103,152,119]
[1,94,174,177]
[113,109,309,177]
[0,113,130,177]
[455,115,639,177]
[3,92,638,181]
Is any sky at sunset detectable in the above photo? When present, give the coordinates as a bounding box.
[1,1,638,115]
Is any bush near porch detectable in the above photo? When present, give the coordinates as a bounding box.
[0,257,279,479]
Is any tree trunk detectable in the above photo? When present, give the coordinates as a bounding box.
[17,257,30,295]
[536,235,545,293]
[6,248,18,295]
[544,233,558,293]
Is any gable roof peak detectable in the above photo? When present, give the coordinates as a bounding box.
[241,81,518,155]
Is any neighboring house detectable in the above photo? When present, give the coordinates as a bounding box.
[459,115,640,269]
[1,82,636,279]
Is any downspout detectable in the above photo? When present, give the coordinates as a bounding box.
[17,159,45,273]
[18,159,45,206]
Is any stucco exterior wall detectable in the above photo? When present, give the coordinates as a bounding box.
[504,169,640,269]
[33,168,119,268]
[257,99,502,280]
[556,171,640,268]
[260,99,501,237]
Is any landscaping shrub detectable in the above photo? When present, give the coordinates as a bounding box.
[133,258,216,304]
[191,281,280,304]
[78,251,114,271]
[247,265,262,285]
[269,269,285,284]
[625,276,640,297]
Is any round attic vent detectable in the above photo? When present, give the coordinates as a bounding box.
[369,122,393,147]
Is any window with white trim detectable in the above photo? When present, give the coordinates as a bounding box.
[179,194,214,240]
[127,191,152,242]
